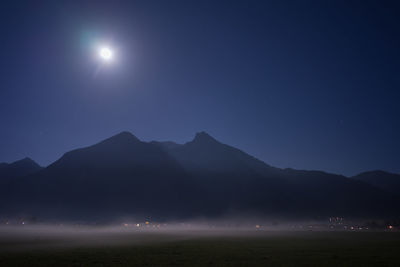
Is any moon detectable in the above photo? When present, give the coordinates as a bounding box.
[99,47,113,61]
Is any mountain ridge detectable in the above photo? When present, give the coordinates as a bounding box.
[352,170,400,194]
[1,131,399,221]
[0,157,42,179]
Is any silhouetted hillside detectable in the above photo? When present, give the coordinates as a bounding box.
[154,131,279,175]
[0,132,399,221]
[2,132,194,220]
[352,170,400,195]
[0,157,42,179]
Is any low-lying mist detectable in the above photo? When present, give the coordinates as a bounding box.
[0,222,287,252]
[1,216,397,252]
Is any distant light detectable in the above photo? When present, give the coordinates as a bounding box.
[99,47,113,61]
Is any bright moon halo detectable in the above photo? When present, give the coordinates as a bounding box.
[99,47,113,61]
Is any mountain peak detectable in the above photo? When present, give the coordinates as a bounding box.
[114,131,137,138]
[101,131,140,144]
[192,131,218,144]
[19,157,35,163]
[0,157,42,178]
[12,157,41,168]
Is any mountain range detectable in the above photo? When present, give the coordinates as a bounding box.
[0,131,399,221]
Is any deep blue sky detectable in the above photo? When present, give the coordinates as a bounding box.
[0,0,399,176]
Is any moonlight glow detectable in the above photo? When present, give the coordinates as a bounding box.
[99,47,113,61]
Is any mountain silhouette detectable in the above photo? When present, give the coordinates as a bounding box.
[0,157,42,179]
[352,170,400,195]
[2,131,193,220]
[153,131,278,174]
[1,131,399,221]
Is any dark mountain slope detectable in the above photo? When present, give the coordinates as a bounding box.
[155,133,399,218]
[352,170,400,195]
[155,131,279,175]
[0,158,43,214]
[3,132,196,220]
[0,157,42,179]
[152,132,293,217]
[1,131,398,221]
[279,169,396,218]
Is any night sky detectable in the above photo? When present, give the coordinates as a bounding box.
[0,0,399,176]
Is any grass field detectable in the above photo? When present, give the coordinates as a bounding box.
[0,227,399,266]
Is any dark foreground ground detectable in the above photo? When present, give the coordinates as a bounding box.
[0,226,399,267]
